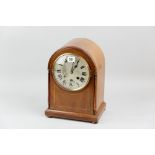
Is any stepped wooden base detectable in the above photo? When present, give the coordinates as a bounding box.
[45,102,106,123]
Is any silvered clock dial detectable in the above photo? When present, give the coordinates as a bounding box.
[53,53,90,91]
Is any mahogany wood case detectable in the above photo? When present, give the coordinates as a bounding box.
[45,38,106,123]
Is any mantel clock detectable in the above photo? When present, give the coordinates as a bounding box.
[45,38,106,123]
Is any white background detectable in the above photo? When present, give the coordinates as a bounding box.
[0,26,155,128]
[0,0,155,155]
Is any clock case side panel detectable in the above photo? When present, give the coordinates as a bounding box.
[48,47,96,115]
[63,38,106,113]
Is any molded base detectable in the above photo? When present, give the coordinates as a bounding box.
[45,102,106,123]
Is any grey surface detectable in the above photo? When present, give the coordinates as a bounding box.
[0,26,155,128]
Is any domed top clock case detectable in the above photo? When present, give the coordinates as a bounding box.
[45,38,106,123]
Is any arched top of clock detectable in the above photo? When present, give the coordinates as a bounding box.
[48,38,105,77]
[64,38,105,71]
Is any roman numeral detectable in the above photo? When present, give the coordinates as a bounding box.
[57,69,61,73]
[58,74,62,80]
[63,80,66,85]
[80,66,85,69]
[82,72,87,76]
[80,77,85,83]
[69,82,73,87]
[70,79,73,82]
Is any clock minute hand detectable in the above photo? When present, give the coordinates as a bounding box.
[73,59,80,69]
[70,62,74,74]
[71,59,80,74]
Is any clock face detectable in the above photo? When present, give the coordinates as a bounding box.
[53,53,90,91]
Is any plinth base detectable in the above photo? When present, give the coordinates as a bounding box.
[45,102,106,123]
